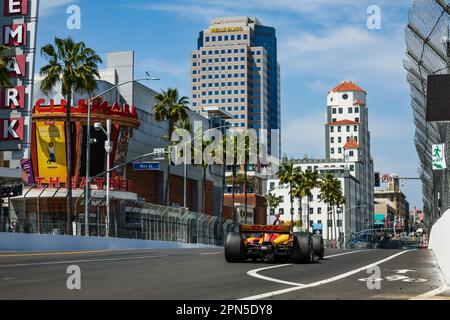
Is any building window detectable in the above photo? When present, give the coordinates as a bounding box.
[205,37,209,42]
[355,117,360,122]
[338,137,342,143]
[350,165,355,171]
[318,208,322,214]
[279,196,284,202]
[338,108,343,114]
[338,147,342,153]
[332,108,336,114]
[348,107,353,113]
[354,125,358,132]
[331,137,334,143]
[338,126,341,132]
[346,126,350,132]
[349,151,354,157]
[330,127,334,132]
[342,94,348,100]
[332,118,337,122]
[331,148,335,154]
[309,208,314,215]
[355,107,359,113]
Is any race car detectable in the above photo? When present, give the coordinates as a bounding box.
[224,224,324,263]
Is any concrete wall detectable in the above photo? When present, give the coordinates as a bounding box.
[0,232,218,252]
[429,208,450,284]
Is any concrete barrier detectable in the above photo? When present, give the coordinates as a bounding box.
[429,209,450,284]
[0,232,220,252]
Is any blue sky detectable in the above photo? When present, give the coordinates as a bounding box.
[37,0,421,208]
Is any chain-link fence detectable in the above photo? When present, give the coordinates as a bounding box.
[404,0,450,229]
[2,195,235,247]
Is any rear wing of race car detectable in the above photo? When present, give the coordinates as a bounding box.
[239,224,291,234]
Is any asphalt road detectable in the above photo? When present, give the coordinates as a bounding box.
[0,247,446,300]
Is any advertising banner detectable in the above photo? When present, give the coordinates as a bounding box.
[35,121,67,183]
[20,158,34,184]
[113,126,130,175]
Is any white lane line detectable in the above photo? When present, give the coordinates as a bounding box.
[246,250,370,286]
[200,252,222,255]
[0,255,168,268]
[240,250,412,300]
[410,285,450,300]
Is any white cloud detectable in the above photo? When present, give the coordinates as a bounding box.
[39,0,76,15]
[278,25,407,90]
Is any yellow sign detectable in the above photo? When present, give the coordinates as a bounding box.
[210,27,243,33]
[35,121,67,182]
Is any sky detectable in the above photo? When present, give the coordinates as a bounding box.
[36,0,421,208]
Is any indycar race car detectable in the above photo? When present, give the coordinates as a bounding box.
[224,224,324,263]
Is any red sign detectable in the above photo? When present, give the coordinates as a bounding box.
[1,86,25,109]
[34,176,132,191]
[2,23,27,46]
[3,0,28,16]
[34,99,139,119]
[0,118,24,140]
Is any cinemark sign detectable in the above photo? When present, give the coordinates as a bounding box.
[0,0,34,146]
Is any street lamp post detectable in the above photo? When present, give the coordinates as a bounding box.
[84,73,159,236]
[94,120,112,236]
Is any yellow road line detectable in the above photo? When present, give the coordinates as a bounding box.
[0,249,120,257]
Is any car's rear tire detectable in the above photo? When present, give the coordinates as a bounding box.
[291,232,313,263]
[225,232,243,262]
[312,234,325,260]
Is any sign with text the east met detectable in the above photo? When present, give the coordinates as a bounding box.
[0,0,39,155]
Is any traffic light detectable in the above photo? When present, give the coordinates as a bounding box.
[374,172,380,187]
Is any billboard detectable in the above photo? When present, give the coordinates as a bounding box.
[113,126,130,175]
[35,121,67,183]
[426,74,450,122]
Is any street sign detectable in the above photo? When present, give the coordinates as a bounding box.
[133,162,160,171]
[432,144,446,170]
[312,223,323,235]
[153,148,166,160]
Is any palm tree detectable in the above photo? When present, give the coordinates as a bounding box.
[197,137,213,214]
[278,163,301,227]
[153,88,190,206]
[264,192,281,219]
[335,189,346,244]
[291,169,319,232]
[303,169,320,231]
[40,37,102,235]
[0,45,13,88]
[319,174,337,242]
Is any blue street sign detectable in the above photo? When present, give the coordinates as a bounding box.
[132,162,160,170]
[312,223,323,235]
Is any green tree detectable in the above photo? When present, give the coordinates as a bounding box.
[278,163,301,227]
[292,169,319,232]
[153,88,190,206]
[319,174,344,245]
[319,174,338,241]
[335,190,346,243]
[0,45,13,88]
[40,37,102,234]
[264,192,281,218]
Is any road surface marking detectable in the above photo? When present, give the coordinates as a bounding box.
[240,250,412,300]
[0,249,124,258]
[2,278,14,280]
[0,255,168,268]
[200,252,222,255]
[411,285,450,300]
[246,250,370,286]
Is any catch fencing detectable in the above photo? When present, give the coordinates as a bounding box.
[2,198,235,247]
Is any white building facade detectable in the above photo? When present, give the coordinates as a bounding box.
[266,81,374,240]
